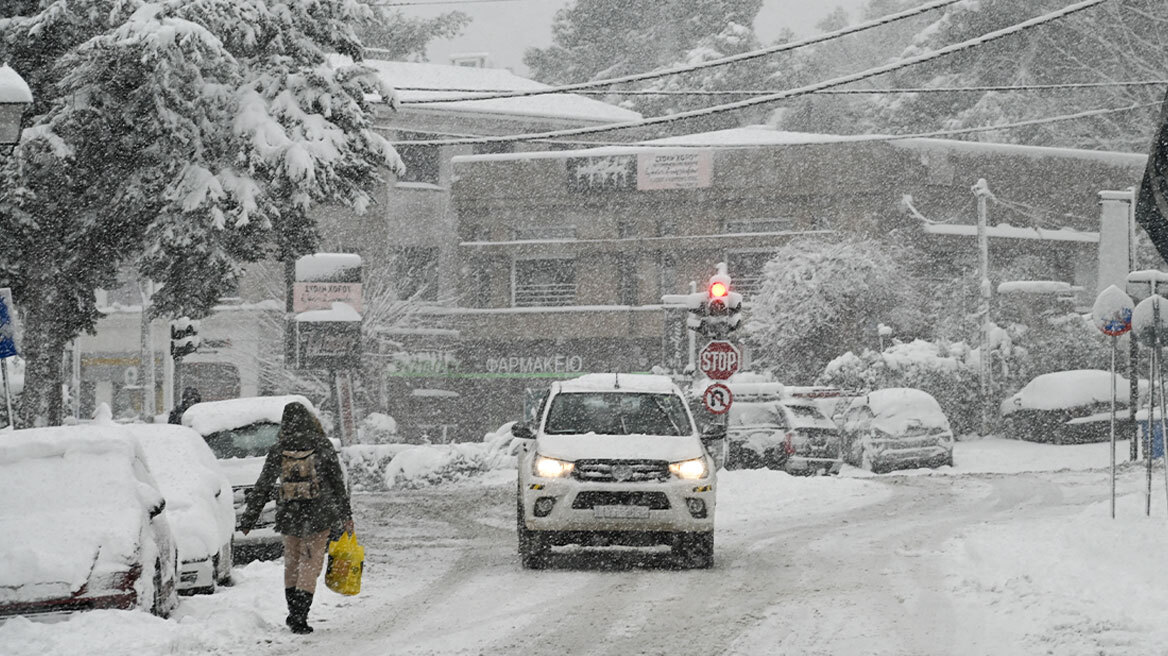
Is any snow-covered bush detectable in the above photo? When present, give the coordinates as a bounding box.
[357,412,399,444]
[341,444,415,493]
[342,431,518,492]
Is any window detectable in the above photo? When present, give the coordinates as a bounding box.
[513,258,576,307]
[725,250,776,298]
[394,132,441,185]
[394,246,440,301]
[619,253,638,306]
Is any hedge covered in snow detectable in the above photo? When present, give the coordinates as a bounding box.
[341,422,519,491]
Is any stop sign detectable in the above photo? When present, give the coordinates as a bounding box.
[698,340,741,380]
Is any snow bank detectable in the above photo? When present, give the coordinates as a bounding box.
[383,442,515,490]
[181,395,315,436]
[342,430,518,492]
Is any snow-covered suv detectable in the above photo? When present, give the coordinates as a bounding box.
[512,373,720,569]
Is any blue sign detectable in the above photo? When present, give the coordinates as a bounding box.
[0,288,17,359]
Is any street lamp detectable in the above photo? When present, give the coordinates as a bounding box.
[0,63,32,150]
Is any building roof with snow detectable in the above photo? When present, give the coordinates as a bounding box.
[363,59,641,125]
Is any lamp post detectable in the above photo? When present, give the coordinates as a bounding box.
[0,63,32,151]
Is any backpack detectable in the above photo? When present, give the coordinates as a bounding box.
[280,450,321,501]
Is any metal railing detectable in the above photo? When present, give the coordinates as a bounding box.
[514,282,577,307]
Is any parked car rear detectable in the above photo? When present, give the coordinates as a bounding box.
[840,388,955,473]
[123,424,236,595]
[724,399,842,475]
[0,426,179,618]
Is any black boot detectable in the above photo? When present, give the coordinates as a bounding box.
[284,588,296,629]
[287,589,314,634]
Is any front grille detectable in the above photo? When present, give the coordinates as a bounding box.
[572,459,670,483]
[572,491,671,510]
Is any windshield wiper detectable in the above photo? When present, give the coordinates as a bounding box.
[650,397,683,435]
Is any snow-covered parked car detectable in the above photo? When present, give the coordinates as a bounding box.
[0,426,179,618]
[1000,370,1136,444]
[123,425,235,595]
[181,394,319,559]
[839,388,955,473]
[512,373,720,569]
[725,399,843,475]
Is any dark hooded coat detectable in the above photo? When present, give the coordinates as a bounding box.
[239,402,352,537]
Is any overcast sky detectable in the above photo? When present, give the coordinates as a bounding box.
[404,0,871,76]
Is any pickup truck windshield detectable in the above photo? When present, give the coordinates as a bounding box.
[544,392,692,436]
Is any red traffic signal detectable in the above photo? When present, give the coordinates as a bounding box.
[709,281,728,298]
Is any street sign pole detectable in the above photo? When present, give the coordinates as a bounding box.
[1,358,12,429]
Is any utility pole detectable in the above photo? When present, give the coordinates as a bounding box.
[973,179,993,437]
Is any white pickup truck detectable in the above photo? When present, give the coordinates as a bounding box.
[512,373,721,569]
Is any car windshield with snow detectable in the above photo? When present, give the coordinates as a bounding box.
[513,374,718,569]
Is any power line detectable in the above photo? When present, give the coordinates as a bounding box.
[375,100,1155,148]
[385,0,1118,147]
[367,0,528,6]
[393,80,1168,97]
[393,0,965,105]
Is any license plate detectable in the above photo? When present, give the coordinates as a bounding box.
[593,505,650,519]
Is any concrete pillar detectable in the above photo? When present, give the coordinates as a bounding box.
[1098,189,1136,293]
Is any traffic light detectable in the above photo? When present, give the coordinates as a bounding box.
[686,273,743,339]
[170,317,201,360]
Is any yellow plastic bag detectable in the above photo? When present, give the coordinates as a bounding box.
[325,531,364,596]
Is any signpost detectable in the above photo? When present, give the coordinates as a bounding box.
[702,383,732,415]
[1092,284,1134,519]
[0,288,16,428]
[292,254,363,446]
[698,340,741,381]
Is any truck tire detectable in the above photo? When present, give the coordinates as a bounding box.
[673,531,714,569]
[517,497,548,569]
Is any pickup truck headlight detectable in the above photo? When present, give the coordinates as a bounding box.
[533,454,575,478]
[669,457,708,480]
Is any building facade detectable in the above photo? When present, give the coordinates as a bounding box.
[378,127,1147,436]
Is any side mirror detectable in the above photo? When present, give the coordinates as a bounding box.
[510,423,535,440]
[701,424,726,443]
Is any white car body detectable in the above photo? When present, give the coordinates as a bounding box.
[123,425,235,594]
[0,426,179,618]
[515,374,717,568]
[181,395,318,556]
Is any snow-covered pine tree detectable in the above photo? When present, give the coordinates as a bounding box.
[0,0,402,426]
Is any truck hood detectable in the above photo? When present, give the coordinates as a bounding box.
[536,434,704,463]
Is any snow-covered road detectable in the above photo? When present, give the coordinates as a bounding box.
[6,438,1168,655]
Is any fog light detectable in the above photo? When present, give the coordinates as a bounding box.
[685,497,707,518]
[534,496,556,517]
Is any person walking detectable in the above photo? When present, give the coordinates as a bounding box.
[167,387,201,425]
[239,401,354,634]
